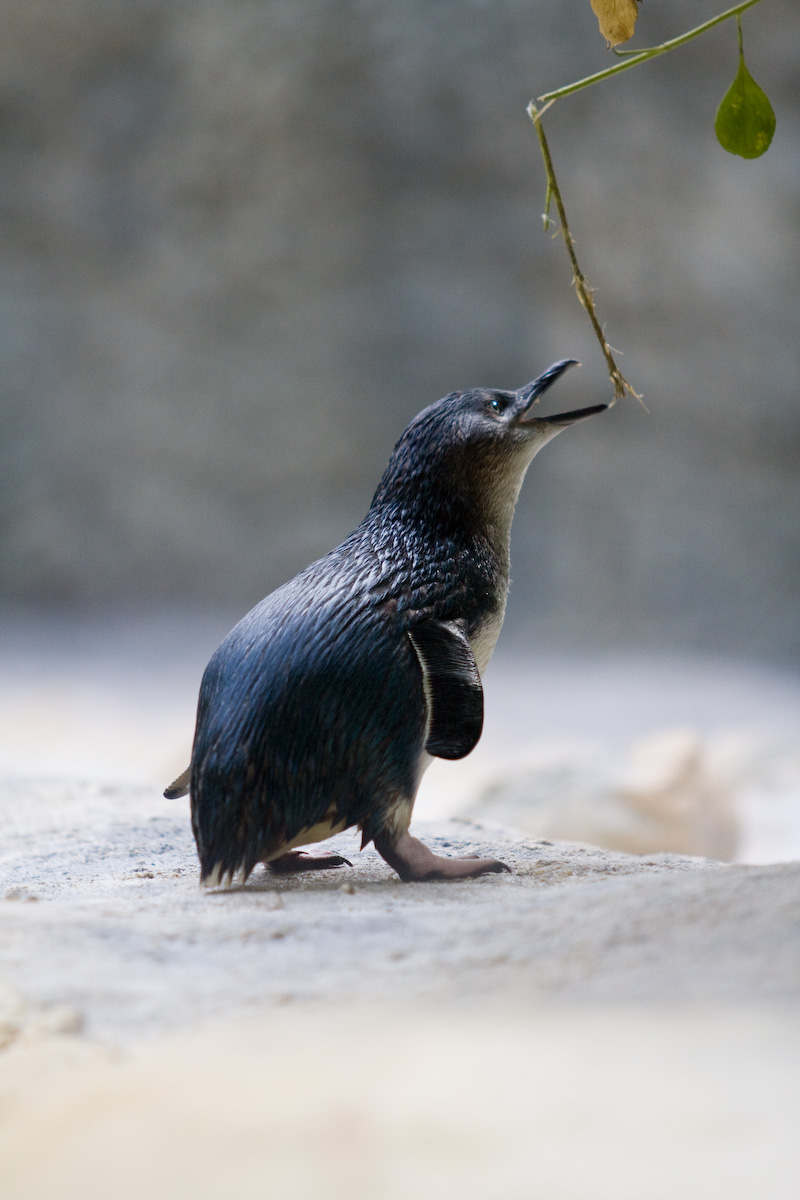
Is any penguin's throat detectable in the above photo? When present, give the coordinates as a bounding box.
[471,476,525,575]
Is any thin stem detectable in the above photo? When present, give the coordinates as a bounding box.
[538,0,762,104]
[542,180,553,230]
[528,0,762,402]
[528,102,639,404]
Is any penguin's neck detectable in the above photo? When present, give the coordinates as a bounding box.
[476,465,529,570]
[372,486,511,572]
[365,463,532,672]
[377,455,528,557]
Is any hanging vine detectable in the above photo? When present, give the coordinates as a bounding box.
[528,1,775,404]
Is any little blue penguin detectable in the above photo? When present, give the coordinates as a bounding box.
[166,359,606,885]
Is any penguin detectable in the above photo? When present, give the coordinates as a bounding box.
[166,359,606,885]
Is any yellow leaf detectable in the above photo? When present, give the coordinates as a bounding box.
[590,0,640,48]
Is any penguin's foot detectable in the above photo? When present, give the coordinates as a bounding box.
[267,850,352,874]
[374,832,510,882]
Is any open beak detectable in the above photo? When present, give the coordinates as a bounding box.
[514,359,579,419]
[540,403,608,427]
[513,360,607,428]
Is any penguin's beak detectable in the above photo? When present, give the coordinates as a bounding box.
[514,359,579,421]
[513,360,607,430]
[540,403,608,427]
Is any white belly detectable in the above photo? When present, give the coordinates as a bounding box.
[469,596,508,676]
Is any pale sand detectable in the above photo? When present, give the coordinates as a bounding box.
[1,1007,798,1200]
[1,775,798,1198]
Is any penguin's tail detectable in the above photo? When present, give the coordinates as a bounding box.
[200,861,250,890]
[164,765,191,799]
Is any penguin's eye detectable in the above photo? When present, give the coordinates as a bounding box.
[488,397,505,416]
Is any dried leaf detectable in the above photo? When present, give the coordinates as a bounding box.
[715,54,776,159]
[590,0,640,49]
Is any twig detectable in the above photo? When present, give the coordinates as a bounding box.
[538,0,763,105]
[528,101,639,403]
[529,0,764,404]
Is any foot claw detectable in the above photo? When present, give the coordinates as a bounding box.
[268,850,352,875]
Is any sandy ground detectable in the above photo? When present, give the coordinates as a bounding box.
[1,613,799,1197]
[1,778,798,1199]
[1,1007,798,1200]
[2,781,798,1042]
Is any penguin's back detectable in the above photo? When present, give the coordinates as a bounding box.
[190,544,427,882]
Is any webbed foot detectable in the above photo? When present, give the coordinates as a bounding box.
[374,832,510,882]
[268,850,352,874]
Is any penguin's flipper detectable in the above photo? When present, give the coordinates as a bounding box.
[164,765,191,799]
[408,619,483,760]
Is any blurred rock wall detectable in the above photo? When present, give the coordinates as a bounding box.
[1,0,798,657]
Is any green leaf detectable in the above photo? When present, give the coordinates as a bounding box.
[715,54,776,159]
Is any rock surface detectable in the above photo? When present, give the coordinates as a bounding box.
[1,776,798,1044]
[466,728,741,859]
[1,775,798,1199]
[1,1007,798,1200]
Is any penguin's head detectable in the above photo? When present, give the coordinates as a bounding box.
[373,359,606,527]
[441,358,606,458]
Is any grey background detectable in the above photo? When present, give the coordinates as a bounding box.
[1,0,797,659]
